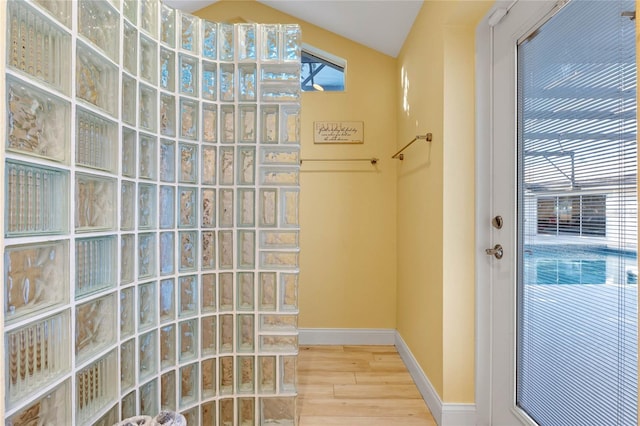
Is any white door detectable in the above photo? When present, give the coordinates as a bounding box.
[479,0,637,424]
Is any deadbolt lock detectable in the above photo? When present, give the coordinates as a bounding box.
[492,215,503,229]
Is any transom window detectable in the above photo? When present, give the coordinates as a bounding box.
[300,46,345,92]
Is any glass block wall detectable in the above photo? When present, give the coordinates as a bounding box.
[3,0,301,424]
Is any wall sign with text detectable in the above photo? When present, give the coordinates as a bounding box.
[313,121,364,144]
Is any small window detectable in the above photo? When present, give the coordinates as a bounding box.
[300,46,345,92]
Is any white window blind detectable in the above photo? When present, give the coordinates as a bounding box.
[517,0,637,424]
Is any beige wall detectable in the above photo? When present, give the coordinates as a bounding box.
[196,1,398,329]
[396,1,491,402]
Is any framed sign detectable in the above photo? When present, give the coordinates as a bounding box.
[313,121,364,144]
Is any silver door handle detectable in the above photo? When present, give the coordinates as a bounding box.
[485,244,503,259]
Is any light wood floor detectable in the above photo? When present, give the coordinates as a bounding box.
[297,345,437,425]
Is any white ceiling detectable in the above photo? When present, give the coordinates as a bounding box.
[163,0,424,57]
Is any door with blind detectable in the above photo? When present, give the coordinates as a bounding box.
[487,0,638,424]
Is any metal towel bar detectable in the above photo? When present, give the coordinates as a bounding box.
[300,158,379,165]
[392,133,432,160]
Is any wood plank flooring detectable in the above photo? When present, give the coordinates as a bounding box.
[297,345,437,425]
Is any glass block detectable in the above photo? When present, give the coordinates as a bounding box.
[139,133,157,180]
[220,147,234,185]
[139,330,158,381]
[75,107,117,172]
[238,357,254,394]
[219,189,234,228]
[94,404,118,426]
[179,319,197,361]
[123,22,138,75]
[281,356,297,393]
[179,363,198,408]
[160,93,176,137]
[260,252,298,270]
[138,183,157,229]
[238,147,256,184]
[138,233,157,279]
[122,74,136,126]
[219,314,234,354]
[159,186,176,229]
[261,83,300,103]
[281,105,301,144]
[160,324,176,370]
[139,84,157,132]
[261,64,299,82]
[259,356,276,393]
[140,378,159,416]
[201,315,216,356]
[220,63,234,102]
[202,230,216,270]
[201,274,216,313]
[261,168,298,186]
[259,272,277,311]
[138,281,157,331]
[281,273,298,311]
[239,398,255,426]
[180,12,199,53]
[219,357,234,395]
[33,0,72,28]
[259,189,278,227]
[180,98,198,140]
[219,273,233,311]
[5,310,70,409]
[140,35,158,85]
[202,102,217,142]
[8,1,72,93]
[200,188,216,229]
[7,379,70,425]
[261,105,279,144]
[179,143,197,183]
[123,0,137,24]
[160,47,176,91]
[160,278,175,323]
[237,23,256,60]
[160,139,176,182]
[238,188,255,227]
[221,104,235,142]
[202,21,217,59]
[7,75,70,163]
[182,407,199,425]
[261,147,300,165]
[238,314,254,352]
[120,287,135,338]
[140,0,158,38]
[260,231,299,250]
[158,5,176,46]
[121,390,136,420]
[75,173,116,232]
[76,42,117,116]
[121,234,135,284]
[261,25,280,61]
[238,230,255,269]
[179,187,197,228]
[260,397,296,426]
[236,272,254,310]
[75,294,117,364]
[161,370,176,411]
[239,105,257,143]
[179,231,197,272]
[201,358,216,398]
[239,64,257,101]
[179,275,197,317]
[4,241,69,324]
[121,339,136,391]
[283,24,301,61]
[78,0,119,62]
[261,314,297,332]
[75,349,117,423]
[75,236,116,299]
[281,189,300,227]
[219,23,234,61]
[202,146,217,185]
[122,127,136,178]
[179,54,198,96]
[219,230,234,269]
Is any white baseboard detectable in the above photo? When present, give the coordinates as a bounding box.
[298,328,396,345]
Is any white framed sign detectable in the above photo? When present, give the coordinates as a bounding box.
[313,121,364,144]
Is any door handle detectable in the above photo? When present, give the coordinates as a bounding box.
[485,244,504,259]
